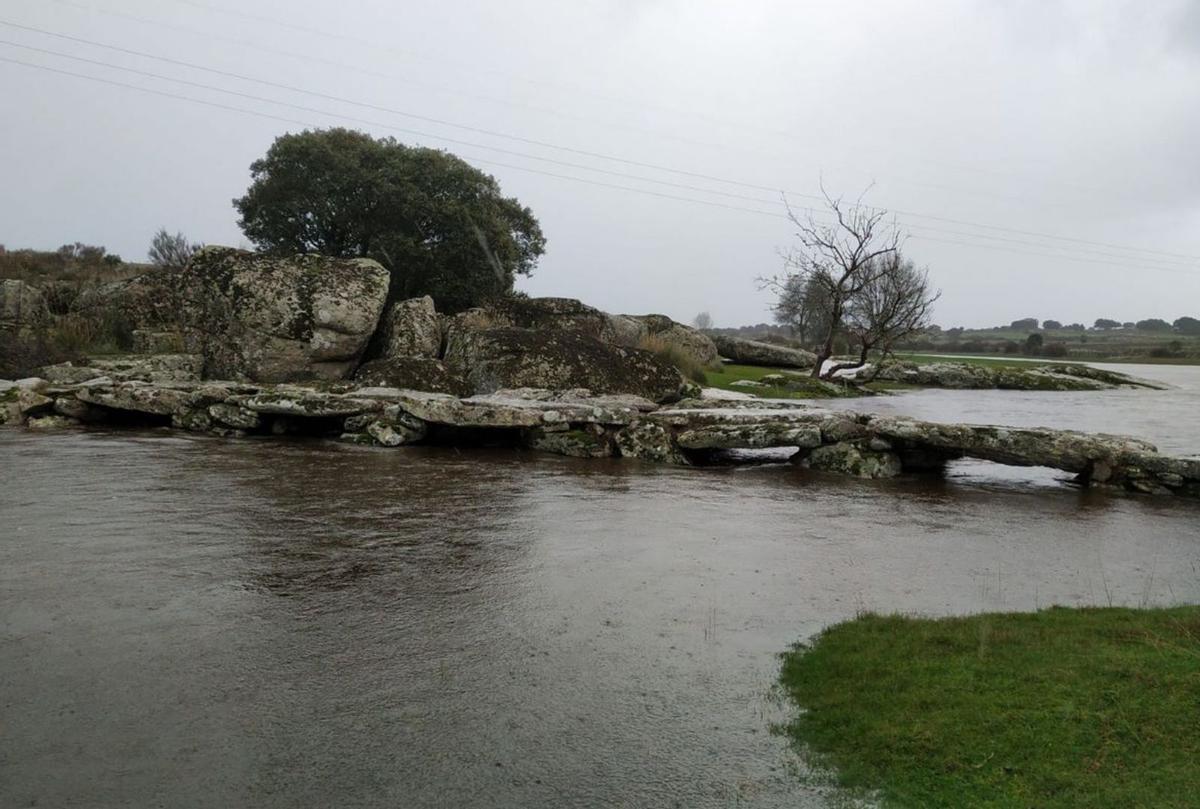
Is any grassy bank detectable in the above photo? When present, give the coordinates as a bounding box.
[895,353,1071,370]
[704,363,869,398]
[780,607,1200,808]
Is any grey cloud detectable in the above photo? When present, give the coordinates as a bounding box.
[0,0,1197,328]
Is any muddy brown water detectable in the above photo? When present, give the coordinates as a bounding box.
[2,364,1198,808]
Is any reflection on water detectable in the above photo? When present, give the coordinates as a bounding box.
[2,366,1199,808]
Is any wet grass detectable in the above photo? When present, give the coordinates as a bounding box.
[779,606,1200,808]
[895,353,1071,370]
[704,363,865,398]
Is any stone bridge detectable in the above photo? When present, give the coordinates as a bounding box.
[5,376,1198,498]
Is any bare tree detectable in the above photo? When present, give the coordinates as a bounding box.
[770,273,832,346]
[692,311,713,330]
[148,228,202,269]
[777,187,907,378]
[827,253,940,379]
[786,190,901,377]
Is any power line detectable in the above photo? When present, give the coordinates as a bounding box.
[0,53,1196,278]
[0,54,788,222]
[122,0,1143,201]
[42,0,1121,208]
[12,7,756,160]
[0,20,823,199]
[14,11,1198,262]
[4,34,1197,273]
[158,0,812,141]
[906,234,1195,277]
[0,38,800,209]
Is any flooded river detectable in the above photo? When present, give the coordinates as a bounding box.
[2,364,1198,808]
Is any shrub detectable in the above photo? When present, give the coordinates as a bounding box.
[41,281,82,316]
[1150,341,1185,358]
[1041,342,1069,357]
[0,329,80,379]
[148,229,203,269]
[637,334,709,384]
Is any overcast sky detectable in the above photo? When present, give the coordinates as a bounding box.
[2,0,1198,327]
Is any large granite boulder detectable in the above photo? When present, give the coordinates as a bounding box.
[492,296,609,338]
[711,334,816,369]
[444,326,688,403]
[78,270,180,332]
[600,314,648,347]
[378,296,441,358]
[353,357,472,396]
[0,280,46,332]
[630,314,718,367]
[178,247,389,382]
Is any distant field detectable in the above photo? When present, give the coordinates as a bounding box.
[905,328,1200,365]
[894,353,1078,370]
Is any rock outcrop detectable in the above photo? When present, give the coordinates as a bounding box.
[377,296,441,358]
[631,314,719,367]
[178,247,390,382]
[353,357,472,397]
[600,314,648,347]
[492,296,610,338]
[78,270,180,332]
[873,361,1166,391]
[130,330,184,354]
[711,334,817,369]
[3,376,1197,498]
[0,280,46,333]
[444,326,689,403]
[39,355,202,384]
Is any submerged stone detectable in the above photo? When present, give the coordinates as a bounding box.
[800,442,903,479]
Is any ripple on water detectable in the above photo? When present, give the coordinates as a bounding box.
[1,412,1198,808]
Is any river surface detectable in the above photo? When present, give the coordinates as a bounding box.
[2,364,1199,808]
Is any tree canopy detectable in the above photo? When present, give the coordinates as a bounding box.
[1174,316,1200,335]
[234,128,546,312]
[768,189,938,379]
[1135,318,1172,332]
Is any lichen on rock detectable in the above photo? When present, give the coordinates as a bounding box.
[177,246,390,382]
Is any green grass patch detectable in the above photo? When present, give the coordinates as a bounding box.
[780,607,1200,808]
[895,353,1072,370]
[704,363,865,399]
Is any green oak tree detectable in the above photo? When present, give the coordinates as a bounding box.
[234,128,546,312]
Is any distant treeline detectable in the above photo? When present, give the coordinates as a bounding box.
[939,317,1200,335]
[713,315,1199,361]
